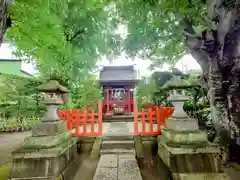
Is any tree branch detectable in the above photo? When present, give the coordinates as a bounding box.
[68,29,85,42]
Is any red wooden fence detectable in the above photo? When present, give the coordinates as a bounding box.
[57,101,102,136]
[134,102,174,135]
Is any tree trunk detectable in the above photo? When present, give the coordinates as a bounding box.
[183,0,240,145]
[0,0,8,45]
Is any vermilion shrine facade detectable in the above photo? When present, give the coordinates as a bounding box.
[99,65,138,114]
[57,66,174,137]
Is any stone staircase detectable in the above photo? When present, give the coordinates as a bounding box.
[100,135,135,155]
[93,118,142,180]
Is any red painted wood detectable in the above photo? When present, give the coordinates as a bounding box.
[133,101,174,135]
[103,88,134,113]
[57,101,103,136]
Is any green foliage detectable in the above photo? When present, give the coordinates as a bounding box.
[0,74,45,118]
[114,0,207,69]
[135,76,158,108]
[7,0,120,86]
[60,76,102,110]
[0,117,40,132]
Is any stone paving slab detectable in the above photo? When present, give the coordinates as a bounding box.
[93,154,142,180]
[98,154,118,168]
[93,167,118,180]
[118,156,142,180]
[100,148,136,155]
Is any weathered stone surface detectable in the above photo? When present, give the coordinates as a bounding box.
[37,80,68,93]
[172,173,230,180]
[98,154,118,168]
[103,135,133,141]
[102,140,134,149]
[100,148,136,155]
[158,136,220,154]
[118,155,142,180]
[93,154,142,180]
[32,121,66,136]
[166,117,199,131]
[162,128,208,144]
[93,167,118,180]
[158,138,222,173]
[22,130,72,149]
[12,137,77,158]
[42,105,61,122]
[140,135,157,142]
[9,143,78,180]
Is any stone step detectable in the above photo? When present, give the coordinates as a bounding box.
[100,148,136,155]
[103,118,134,122]
[103,115,134,122]
[93,154,142,180]
[103,135,134,141]
[102,140,134,150]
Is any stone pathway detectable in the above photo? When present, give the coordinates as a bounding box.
[93,122,143,180]
[93,154,142,180]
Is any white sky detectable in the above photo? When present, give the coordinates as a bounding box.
[98,53,201,77]
[0,42,201,77]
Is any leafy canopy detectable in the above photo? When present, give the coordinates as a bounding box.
[113,0,207,68]
[7,0,120,85]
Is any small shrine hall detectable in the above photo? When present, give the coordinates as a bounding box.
[99,65,138,114]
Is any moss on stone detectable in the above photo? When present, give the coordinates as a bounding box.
[37,80,68,93]
[166,141,209,149]
[0,163,11,180]
[22,130,72,149]
[134,136,144,158]
[90,137,102,159]
[162,128,203,134]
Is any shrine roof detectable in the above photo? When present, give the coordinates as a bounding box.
[99,65,138,83]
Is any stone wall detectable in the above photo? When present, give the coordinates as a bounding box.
[134,135,157,158]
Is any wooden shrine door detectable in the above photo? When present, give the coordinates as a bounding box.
[104,88,132,113]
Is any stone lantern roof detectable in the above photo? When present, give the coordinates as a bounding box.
[37,80,68,93]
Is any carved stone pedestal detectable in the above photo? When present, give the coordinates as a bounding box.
[8,123,79,180]
[158,134,229,180]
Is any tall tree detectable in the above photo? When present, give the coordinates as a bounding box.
[0,0,11,44]
[114,0,240,143]
[6,0,120,86]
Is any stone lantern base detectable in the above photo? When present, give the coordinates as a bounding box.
[8,121,80,180]
[157,128,230,180]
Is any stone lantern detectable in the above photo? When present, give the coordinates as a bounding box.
[157,71,230,180]
[37,80,68,122]
[163,73,199,131]
[9,79,79,180]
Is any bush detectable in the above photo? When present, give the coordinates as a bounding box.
[0,117,40,132]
